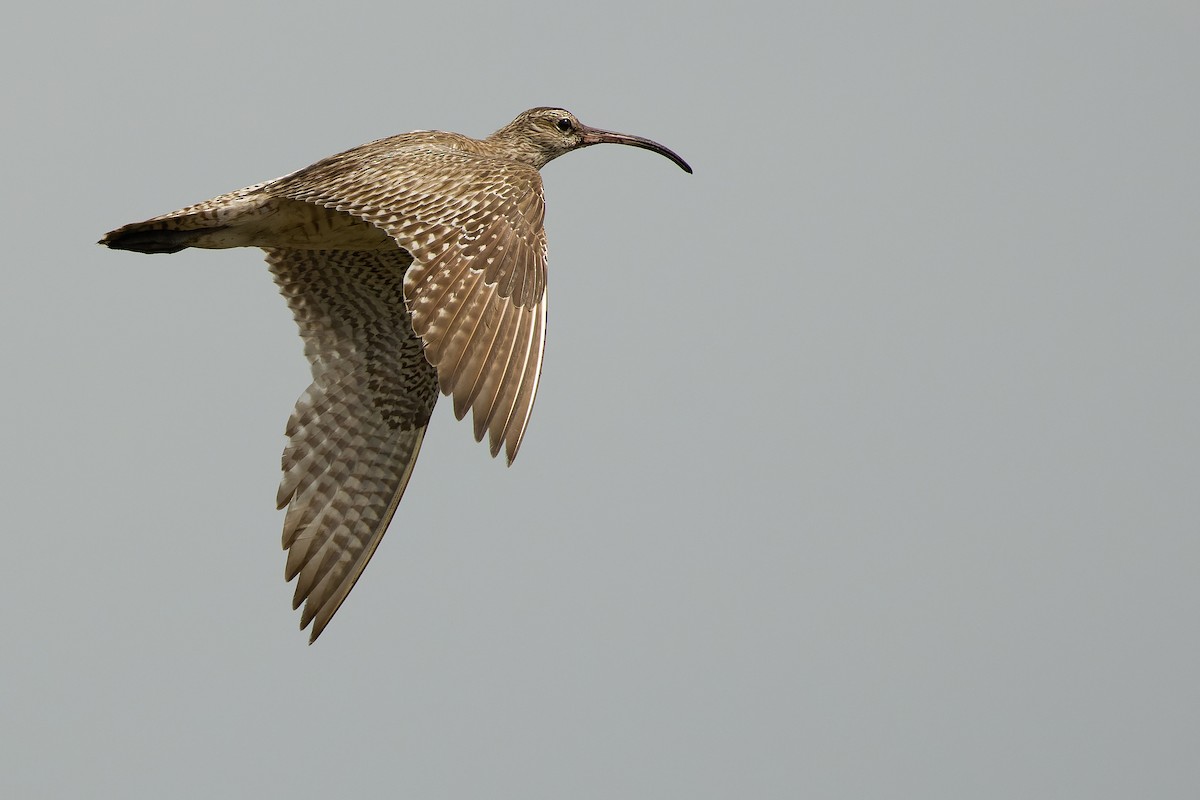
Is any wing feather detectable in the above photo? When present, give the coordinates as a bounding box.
[449,288,504,411]
[266,247,438,642]
[505,292,547,460]
[273,143,549,462]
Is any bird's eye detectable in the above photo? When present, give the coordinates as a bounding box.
[556,118,573,133]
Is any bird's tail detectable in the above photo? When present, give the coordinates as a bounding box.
[99,182,276,254]
[98,220,228,254]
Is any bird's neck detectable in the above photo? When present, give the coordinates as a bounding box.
[482,127,555,171]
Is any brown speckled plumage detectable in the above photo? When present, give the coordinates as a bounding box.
[100,107,691,642]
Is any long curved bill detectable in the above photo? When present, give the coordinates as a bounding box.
[578,125,693,174]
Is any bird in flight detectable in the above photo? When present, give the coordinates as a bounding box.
[100,107,692,642]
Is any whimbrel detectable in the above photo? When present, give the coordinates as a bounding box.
[100,107,692,642]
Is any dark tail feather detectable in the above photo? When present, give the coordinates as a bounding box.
[99,223,228,254]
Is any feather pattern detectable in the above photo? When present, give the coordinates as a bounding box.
[267,247,438,642]
[274,142,549,461]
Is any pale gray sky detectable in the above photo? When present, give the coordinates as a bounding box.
[2,2,1197,797]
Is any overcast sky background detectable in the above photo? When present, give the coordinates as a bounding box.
[1,2,1197,797]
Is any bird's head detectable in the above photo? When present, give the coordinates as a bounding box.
[487,107,692,173]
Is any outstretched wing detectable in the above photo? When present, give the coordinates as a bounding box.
[266,246,439,642]
[274,144,548,463]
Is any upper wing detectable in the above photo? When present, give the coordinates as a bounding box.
[273,145,548,463]
[266,246,439,642]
